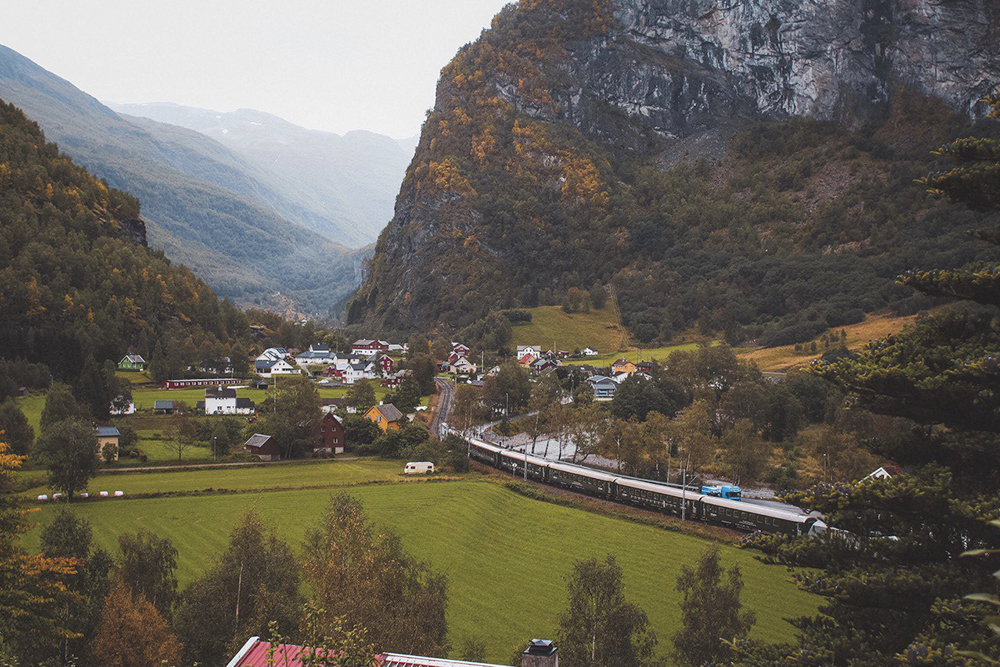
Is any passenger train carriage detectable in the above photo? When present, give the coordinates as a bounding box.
[460,433,826,537]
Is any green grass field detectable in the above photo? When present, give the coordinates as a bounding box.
[21,459,415,497]
[511,306,626,353]
[22,474,818,662]
[562,342,708,367]
[15,394,45,434]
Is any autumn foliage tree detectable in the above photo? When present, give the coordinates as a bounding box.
[89,580,182,667]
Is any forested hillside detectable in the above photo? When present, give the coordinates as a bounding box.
[351,0,1000,344]
[0,100,246,379]
[0,44,362,315]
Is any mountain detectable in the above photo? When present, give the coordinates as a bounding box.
[350,0,1000,344]
[108,102,413,245]
[0,99,245,378]
[0,44,363,316]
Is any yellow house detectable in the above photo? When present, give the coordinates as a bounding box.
[96,426,120,461]
[364,403,404,433]
[611,359,637,375]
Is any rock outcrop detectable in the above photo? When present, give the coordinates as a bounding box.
[351,0,1000,337]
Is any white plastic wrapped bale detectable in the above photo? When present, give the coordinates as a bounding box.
[99,491,109,497]
[37,494,47,501]
[114,491,124,497]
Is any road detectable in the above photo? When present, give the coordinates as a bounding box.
[432,377,455,438]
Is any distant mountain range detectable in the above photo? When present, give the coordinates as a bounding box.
[0,44,400,316]
[108,102,413,246]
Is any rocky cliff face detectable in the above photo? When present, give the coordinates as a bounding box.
[351,0,1000,337]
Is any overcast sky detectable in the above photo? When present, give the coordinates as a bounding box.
[0,0,512,139]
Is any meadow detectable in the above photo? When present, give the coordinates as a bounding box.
[22,466,820,663]
[510,305,627,353]
[561,342,708,367]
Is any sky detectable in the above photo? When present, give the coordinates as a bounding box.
[0,0,512,139]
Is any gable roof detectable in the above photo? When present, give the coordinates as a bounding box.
[96,426,120,437]
[255,358,277,370]
[228,637,509,667]
[373,403,404,422]
[235,398,255,409]
[120,354,145,364]
[244,433,272,449]
[153,400,174,409]
[206,387,237,399]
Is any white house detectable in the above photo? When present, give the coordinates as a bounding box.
[451,357,478,375]
[256,347,288,363]
[582,347,600,357]
[517,345,542,360]
[255,358,300,377]
[204,388,255,415]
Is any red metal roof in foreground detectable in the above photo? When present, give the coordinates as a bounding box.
[228,638,510,667]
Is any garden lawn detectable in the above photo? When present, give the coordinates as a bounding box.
[23,481,819,663]
[130,386,269,410]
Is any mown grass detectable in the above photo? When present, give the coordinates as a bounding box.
[561,342,708,367]
[511,305,626,353]
[20,458,410,497]
[23,478,818,662]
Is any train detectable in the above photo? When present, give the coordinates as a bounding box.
[461,433,827,537]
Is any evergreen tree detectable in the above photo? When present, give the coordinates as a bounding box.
[39,383,84,430]
[556,554,657,667]
[0,400,33,456]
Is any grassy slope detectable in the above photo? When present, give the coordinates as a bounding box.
[23,479,818,662]
[739,310,934,372]
[511,305,627,353]
[561,342,707,367]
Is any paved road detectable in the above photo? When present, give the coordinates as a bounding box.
[432,378,455,438]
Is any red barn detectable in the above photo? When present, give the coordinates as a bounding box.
[244,433,281,461]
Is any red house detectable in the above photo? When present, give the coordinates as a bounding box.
[351,339,389,355]
[374,354,395,376]
[315,413,345,455]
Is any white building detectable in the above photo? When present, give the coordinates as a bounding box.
[582,347,600,357]
[255,358,300,377]
[205,388,256,415]
[517,345,542,359]
[256,347,288,363]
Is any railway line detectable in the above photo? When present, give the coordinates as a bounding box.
[457,432,827,537]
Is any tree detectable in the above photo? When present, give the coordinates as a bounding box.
[35,418,99,500]
[342,414,381,451]
[590,282,607,309]
[40,510,113,663]
[346,380,377,414]
[722,418,772,485]
[169,412,196,463]
[0,400,33,456]
[611,375,682,422]
[258,376,323,459]
[175,509,302,666]
[483,363,531,416]
[673,546,755,666]
[39,382,84,430]
[0,441,78,663]
[408,353,438,394]
[557,555,656,667]
[668,400,716,483]
[567,402,607,463]
[390,377,422,414]
[453,383,487,433]
[407,333,429,358]
[89,580,182,667]
[302,494,448,657]
[117,531,179,618]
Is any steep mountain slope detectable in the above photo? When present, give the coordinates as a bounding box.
[0,44,362,315]
[0,100,245,378]
[351,0,1000,343]
[109,103,412,245]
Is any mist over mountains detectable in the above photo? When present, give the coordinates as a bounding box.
[109,102,413,246]
[0,44,401,316]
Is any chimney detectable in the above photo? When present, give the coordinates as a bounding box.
[522,639,557,667]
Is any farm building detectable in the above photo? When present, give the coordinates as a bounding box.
[244,433,281,461]
[162,378,247,390]
[153,400,176,415]
[364,403,404,433]
[95,426,120,461]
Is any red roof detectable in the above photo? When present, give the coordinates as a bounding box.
[229,638,510,667]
